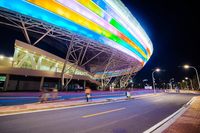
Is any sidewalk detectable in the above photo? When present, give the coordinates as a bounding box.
[0,93,161,116]
[163,96,200,133]
[167,89,200,94]
[0,89,163,106]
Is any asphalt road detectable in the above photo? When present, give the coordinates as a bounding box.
[0,93,195,133]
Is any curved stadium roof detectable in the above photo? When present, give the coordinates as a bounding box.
[0,0,153,65]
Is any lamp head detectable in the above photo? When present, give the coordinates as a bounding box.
[155,68,160,72]
[9,57,13,61]
[0,55,4,59]
[184,65,190,69]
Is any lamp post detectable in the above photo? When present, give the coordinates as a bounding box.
[182,80,187,89]
[169,78,174,90]
[152,68,160,93]
[177,82,181,89]
[183,65,200,90]
[185,77,194,90]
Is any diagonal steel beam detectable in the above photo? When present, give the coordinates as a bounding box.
[81,51,103,66]
[21,20,31,44]
[33,29,53,46]
[79,42,89,65]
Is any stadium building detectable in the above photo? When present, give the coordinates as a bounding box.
[0,0,153,91]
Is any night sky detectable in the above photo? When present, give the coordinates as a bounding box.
[121,0,200,83]
[0,0,199,84]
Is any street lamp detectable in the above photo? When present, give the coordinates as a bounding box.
[185,77,194,90]
[152,68,161,93]
[183,65,200,90]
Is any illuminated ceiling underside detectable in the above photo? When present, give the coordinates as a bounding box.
[0,0,153,66]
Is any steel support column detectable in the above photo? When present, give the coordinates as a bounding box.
[100,53,116,90]
[61,35,85,90]
[61,35,75,88]
[119,67,136,89]
[3,74,10,91]
[39,77,44,91]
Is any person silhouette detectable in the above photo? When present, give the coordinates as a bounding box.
[85,86,91,102]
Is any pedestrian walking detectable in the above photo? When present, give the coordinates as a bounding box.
[126,91,131,99]
[175,86,180,93]
[39,88,45,103]
[39,88,49,103]
[85,86,91,102]
[52,87,58,100]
